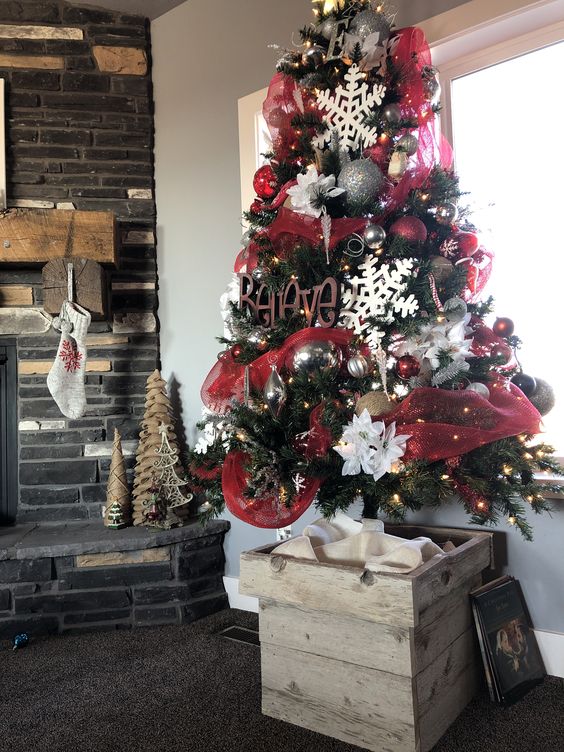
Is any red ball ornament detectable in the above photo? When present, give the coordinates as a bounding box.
[231,344,243,359]
[253,165,278,200]
[389,216,428,243]
[491,343,512,365]
[395,355,421,380]
[492,317,515,338]
[455,231,479,258]
[250,199,264,214]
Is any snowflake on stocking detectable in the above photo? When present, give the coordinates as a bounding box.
[59,339,83,373]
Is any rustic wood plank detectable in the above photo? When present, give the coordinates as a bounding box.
[412,534,492,617]
[416,629,478,752]
[240,551,416,628]
[85,334,128,346]
[262,643,417,752]
[76,548,169,568]
[19,360,111,375]
[414,574,481,675]
[0,209,116,265]
[42,257,107,316]
[0,307,51,335]
[0,53,64,69]
[0,285,33,305]
[0,24,83,40]
[259,599,414,677]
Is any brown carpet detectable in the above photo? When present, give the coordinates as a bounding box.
[0,609,562,752]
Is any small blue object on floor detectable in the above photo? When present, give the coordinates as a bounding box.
[12,633,29,651]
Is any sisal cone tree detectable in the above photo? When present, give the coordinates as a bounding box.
[132,369,181,525]
[104,428,131,528]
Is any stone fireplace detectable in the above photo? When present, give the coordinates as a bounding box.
[0,1,229,637]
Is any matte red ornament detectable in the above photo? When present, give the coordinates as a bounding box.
[231,344,243,359]
[395,355,421,380]
[253,165,279,200]
[455,231,479,258]
[389,216,428,243]
[493,317,515,338]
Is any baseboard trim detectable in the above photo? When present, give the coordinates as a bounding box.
[535,629,564,678]
[223,576,259,613]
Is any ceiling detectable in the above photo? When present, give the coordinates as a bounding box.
[69,0,187,20]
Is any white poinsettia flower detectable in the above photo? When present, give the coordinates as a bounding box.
[394,313,474,372]
[287,166,345,218]
[369,422,411,482]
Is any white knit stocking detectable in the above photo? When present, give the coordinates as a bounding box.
[47,301,91,419]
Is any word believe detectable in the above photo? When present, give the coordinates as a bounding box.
[239,273,340,329]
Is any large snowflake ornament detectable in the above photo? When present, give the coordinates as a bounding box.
[313,64,386,152]
[340,257,419,349]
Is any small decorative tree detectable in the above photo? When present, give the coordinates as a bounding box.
[132,370,182,525]
[104,428,131,529]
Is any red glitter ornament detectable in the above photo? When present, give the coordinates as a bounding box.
[455,231,479,258]
[493,317,515,338]
[253,165,278,200]
[389,216,428,243]
[250,199,265,214]
[231,344,243,359]
[395,355,421,380]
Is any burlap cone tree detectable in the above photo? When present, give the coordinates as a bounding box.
[104,428,131,529]
[132,370,181,525]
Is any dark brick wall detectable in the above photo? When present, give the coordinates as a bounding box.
[0,1,159,523]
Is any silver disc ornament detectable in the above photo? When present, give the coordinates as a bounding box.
[302,45,325,67]
[338,159,385,205]
[435,202,458,226]
[291,340,342,376]
[349,9,391,42]
[347,354,372,379]
[363,224,386,251]
[443,297,468,323]
[264,365,287,419]
[397,133,419,157]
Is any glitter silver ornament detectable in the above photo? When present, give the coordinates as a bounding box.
[529,378,556,416]
[291,339,342,375]
[264,365,287,419]
[338,159,384,205]
[383,102,401,125]
[397,133,418,156]
[251,265,265,282]
[435,202,458,226]
[248,327,268,352]
[466,382,490,400]
[443,296,468,323]
[347,353,372,378]
[318,17,337,40]
[302,45,325,67]
[349,9,390,42]
[363,223,386,250]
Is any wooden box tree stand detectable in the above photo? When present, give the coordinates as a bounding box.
[239,525,493,752]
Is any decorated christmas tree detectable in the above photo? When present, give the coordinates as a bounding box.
[132,370,181,526]
[190,0,562,539]
[104,428,131,529]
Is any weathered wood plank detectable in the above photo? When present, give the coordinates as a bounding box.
[414,574,481,674]
[0,285,33,305]
[0,209,116,265]
[0,24,83,40]
[259,599,414,677]
[416,629,478,752]
[0,53,64,69]
[76,548,169,568]
[240,551,416,628]
[262,643,417,752]
[19,360,111,375]
[0,308,51,335]
[42,257,107,316]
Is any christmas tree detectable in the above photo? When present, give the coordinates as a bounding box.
[190,0,562,539]
[132,370,181,526]
[104,428,131,529]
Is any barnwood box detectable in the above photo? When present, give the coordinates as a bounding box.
[239,525,493,752]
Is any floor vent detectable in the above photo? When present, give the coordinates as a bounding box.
[218,626,260,646]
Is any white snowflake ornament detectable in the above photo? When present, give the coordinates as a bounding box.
[340,257,419,350]
[313,64,386,152]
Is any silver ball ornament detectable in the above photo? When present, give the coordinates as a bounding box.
[347,354,372,379]
[349,9,391,42]
[435,202,458,226]
[529,378,556,417]
[443,297,468,323]
[429,256,454,283]
[291,340,342,375]
[264,366,287,419]
[466,382,490,400]
[338,159,385,205]
[383,103,402,125]
[397,133,418,157]
[363,224,386,251]
[302,45,325,67]
[251,265,265,282]
[318,17,337,40]
[248,327,268,352]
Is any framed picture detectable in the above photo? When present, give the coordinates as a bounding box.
[238,87,270,216]
[0,79,5,209]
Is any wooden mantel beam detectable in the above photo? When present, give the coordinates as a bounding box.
[0,209,117,265]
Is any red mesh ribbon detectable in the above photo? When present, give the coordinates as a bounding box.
[201,327,355,414]
[270,206,368,255]
[222,450,320,528]
[460,247,494,302]
[385,383,541,462]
